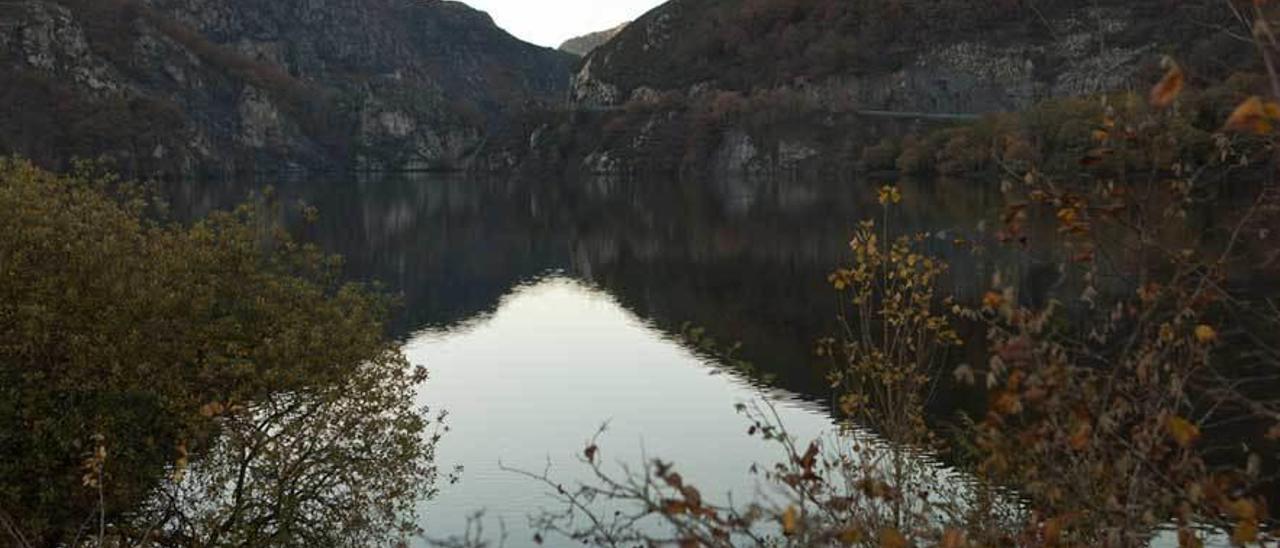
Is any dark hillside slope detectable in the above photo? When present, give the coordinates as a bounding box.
[0,0,576,176]
[575,0,1241,110]
[533,0,1249,178]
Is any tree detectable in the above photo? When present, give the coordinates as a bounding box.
[0,158,442,546]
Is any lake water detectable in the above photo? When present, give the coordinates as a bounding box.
[169,173,1234,546]
[407,276,840,543]
[170,172,1007,544]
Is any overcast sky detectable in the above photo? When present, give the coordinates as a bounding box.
[462,0,664,48]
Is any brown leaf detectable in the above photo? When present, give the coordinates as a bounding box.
[1231,498,1259,521]
[879,527,908,548]
[1044,516,1064,545]
[837,527,864,545]
[1177,527,1204,548]
[1150,59,1185,108]
[1232,518,1259,544]
[993,391,1022,415]
[663,471,684,489]
[681,485,703,509]
[1069,421,1093,451]
[941,529,966,548]
[199,402,225,418]
[1079,148,1115,167]
[798,441,820,473]
[662,499,688,515]
[583,444,597,463]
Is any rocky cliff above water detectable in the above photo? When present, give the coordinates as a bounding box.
[539,0,1247,178]
[573,0,1239,110]
[0,0,576,176]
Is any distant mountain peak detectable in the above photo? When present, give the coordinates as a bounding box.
[558,22,628,57]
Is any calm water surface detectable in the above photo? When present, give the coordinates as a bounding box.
[173,173,1218,546]
[408,276,838,542]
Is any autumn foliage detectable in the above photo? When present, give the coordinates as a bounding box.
[0,159,442,546]
[507,4,1280,547]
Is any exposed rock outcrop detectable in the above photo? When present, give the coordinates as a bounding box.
[558,22,627,57]
[541,0,1244,178]
[0,0,576,176]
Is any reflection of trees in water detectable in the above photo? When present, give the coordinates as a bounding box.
[167,170,1280,543]
[169,173,1008,403]
[132,359,444,547]
[171,171,1101,429]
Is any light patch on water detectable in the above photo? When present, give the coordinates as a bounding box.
[410,276,838,545]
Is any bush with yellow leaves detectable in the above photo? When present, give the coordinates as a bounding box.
[0,158,444,547]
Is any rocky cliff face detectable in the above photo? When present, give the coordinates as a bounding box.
[558,22,627,57]
[573,0,1236,110]
[545,0,1244,177]
[0,0,575,176]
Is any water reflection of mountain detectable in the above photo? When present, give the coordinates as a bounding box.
[168,172,1008,406]
[171,175,568,333]
[169,172,1280,524]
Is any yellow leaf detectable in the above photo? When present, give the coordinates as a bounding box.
[1230,501,1262,543]
[1224,96,1279,134]
[781,506,798,535]
[1266,100,1280,119]
[879,527,908,548]
[1057,208,1078,224]
[1150,59,1185,108]
[1232,518,1259,544]
[878,185,902,205]
[1166,416,1201,448]
[1194,324,1217,344]
[982,291,1004,311]
[1231,499,1258,521]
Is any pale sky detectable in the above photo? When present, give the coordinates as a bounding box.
[460,0,665,48]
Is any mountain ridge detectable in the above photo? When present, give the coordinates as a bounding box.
[0,0,576,176]
[558,22,628,57]
[526,0,1249,178]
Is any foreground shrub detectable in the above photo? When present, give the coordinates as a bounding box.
[489,11,1280,546]
[0,159,442,546]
